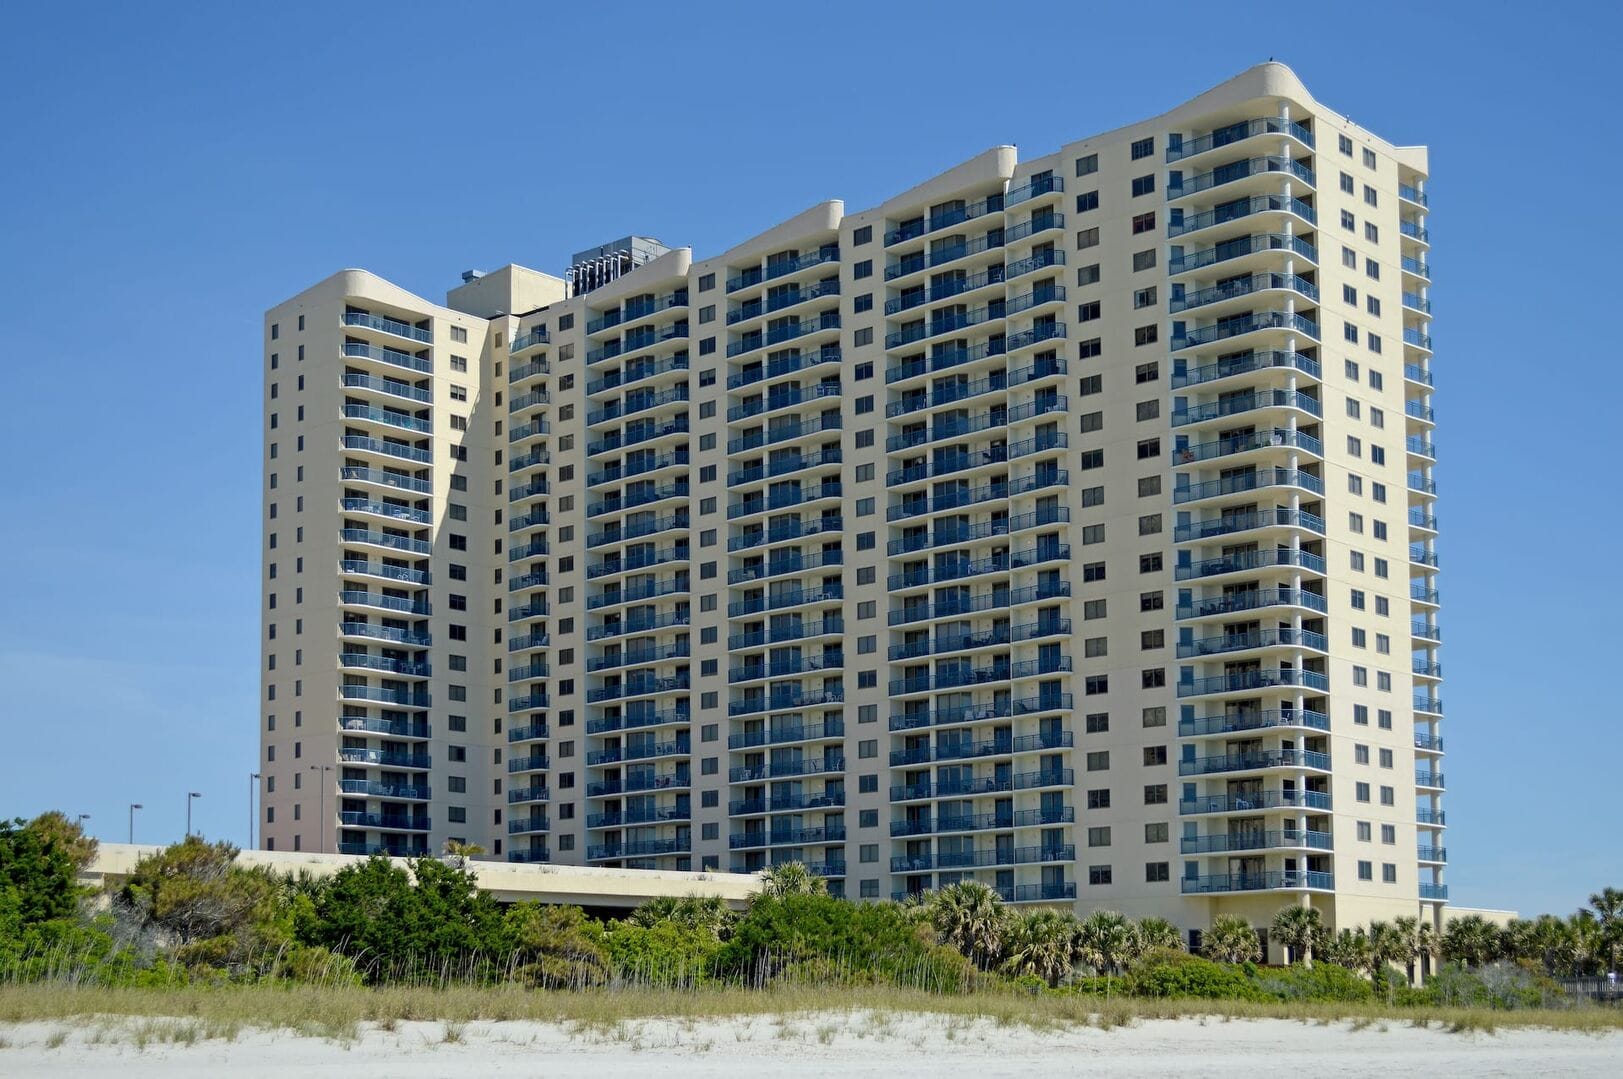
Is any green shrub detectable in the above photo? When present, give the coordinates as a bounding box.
[1253,962,1373,1002]
[1128,952,1269,1001]
[599,920,724,986]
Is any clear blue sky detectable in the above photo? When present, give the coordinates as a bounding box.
[2,1,1617,917]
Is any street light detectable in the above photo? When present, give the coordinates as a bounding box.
[129,804,142,844]
[186,791,202,836]
[308,765,334,853]
[249,772,262,850]
[76,813,91,828]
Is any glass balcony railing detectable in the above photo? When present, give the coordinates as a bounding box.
[1179,789,1331,814]
[1178,708,1329,737]
[1181,829,1332,854]
[1172,506,1326,543]
[1419,882,1449,901]
[342,373,431,403]
[1172,388,1322,426]
[1166,117,1316,162]
[338,528,430,555]
[1177,667,1330,697]
[1173,310,1321,350]
[1181,871,1334,894]
[342,340,430,373]
[1174,468,1324,504]
[1175,546,1326,581]
[342,435,430,464]
[1170,233,1317,275]
[1171,348,1320,389]
[343,311,432,343]
[1171,155,1315,198]
[1170,271,1318,312]
[1168,195,1317,239]
[510,327,550,352]
[1178,747,1331,776]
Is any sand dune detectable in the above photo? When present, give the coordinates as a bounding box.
[2,1010,1619,1077]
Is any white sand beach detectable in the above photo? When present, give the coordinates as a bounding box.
[2,1010,1619,1077]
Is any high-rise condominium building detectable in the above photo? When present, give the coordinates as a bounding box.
[260,63,1444,944]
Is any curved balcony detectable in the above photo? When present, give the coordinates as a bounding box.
[587,838,691,861]
[729,825,848,850]
[1168,195,1318,242]
[340,498,430,526]
[889,768,1074,802]
[1181,829,1332,854]
[341,434,430,465]
[726,616,845,651]
[339,748,430,770]
[339,560,430,586]
[889,699,1013,732]
[339,653,430,678]
[339,621,429,647]
[1178,708,1329,738]
[337,779,430,801]
[1176,587,1327,621]
[727,688,844,718]
[340,467,432,497]
[1172,506,1325,544]
[1180,789,1332,815]
[339,715,428,739]
[1167,117,1316,164]
[1174,428,1323,468]
[587,675,691,706]
[1177,667,1329,699]
[1172,388,1321,428]
[727,345,841,391]
[506,785,551,805]
[728,791,845,815]
[1173,311,1320,353]
[1181,870,1334,894]
[1005,248,1065,281]
[727,754,846,782]
[342,340,430,374]
[1170,272,1319,316]
[1174,468,1324,506]
[586,738,690,766]
[889,730,1073,766]
[1170,233,1317,277]
[727,312,840,359]
[1178,747,1331,777]
[584,771,692,798]
[343,310,432,343]
[341,373,431,404]
[585,708,692,736]
[339,590,430,617]
[1172,348,1320,390]
[890,806,1073,837]
[1178,627,1328,661]
[1175,546,1326,582]
[586,806,690,829]
[728,719,844,750]
[728,652,845,685]
[1169,155,1315,201]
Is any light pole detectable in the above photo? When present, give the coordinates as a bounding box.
[76,813,91,829]
[308,765,334,852]
[129,803,142,843]
[249,772,262,850]
[186,791,201,837]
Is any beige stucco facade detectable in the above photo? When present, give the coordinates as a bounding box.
[261,63,1442,953]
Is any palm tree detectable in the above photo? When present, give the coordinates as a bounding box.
[1322,928,1370,972]
[1528,913,1576,976]
[1391,916,1438,985]
[441,839,485,867]
[928,880,1006,969]
[1498,918,1537,965]
[1441,914,1499,969]
[1204,915,1261,964]
[1076,911,1137,975]
[1000,909,1076,987]
[1134,916,1185,954]
[629,894,735,939]
[1583,887,1623,974]
[1569,910,1604,977]
[1272,904,1324,966]
[757,861,826,898]
[1366,921,1407,998]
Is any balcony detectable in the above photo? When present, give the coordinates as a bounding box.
[728,514,842,552]
[1005,174,1063,206]
[890,806,1073,837]
[1170,155,1315,198]
[1168,195,1317,241]
[339,653,430,678]
[1171,388,1321,427]
[337,812,429,831]
[342,340,430,373]
[585,709,691,735]
[588,838,690,861]
[727,755,846,782]
[1177,627,1328,660]
[339,560,430,586]
[728,653,845,684]
[343,310,432,343]
[1176,547,1326,581]
[729,825,848,849]
[1174,468,1324,505]
[1170,272,1318,315]
[1180,790,1331,815]
[1178,747,1331,777]
[586,737,688,765]
[1166,117,1316,162]
[1170,233,1317,276]
[1178,708,1329,737]
[1171,348,1320,389]
[341,373,431,404]
[338,684,429,707]
[728,549,843,585]
[729,791,845,815]
[1181,871,1334,894]
[337,780,430,800]
[339,716,428,739]
[1419,883,1449,901]
[342,435,430,465]
[1005,248,1065,279]
[339,623,429,647]
[889,700,1013,732]
[1174,311,1320,351]
[728,720,844,750]
[506,786,551,805]
[1172,506,1325,544]
[1180,829,1332,854]
[889,769,1074,802]
[1416,770,1446,789]
[1177,587,1326,620]
[727,688,844,718]
[1177,667,1330,697]
[889,730,1073,765]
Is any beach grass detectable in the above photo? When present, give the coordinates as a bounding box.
[0,983,1618,1040]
